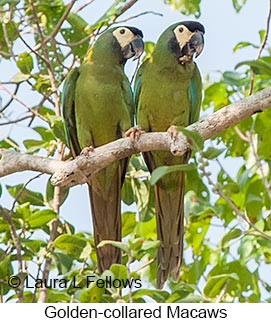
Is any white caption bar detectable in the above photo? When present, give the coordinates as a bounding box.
[0,303,268,322]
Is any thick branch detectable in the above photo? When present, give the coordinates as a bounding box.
[0,87,271,187]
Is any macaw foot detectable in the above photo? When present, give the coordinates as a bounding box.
[80,146,94,156]
[125,125,144,143]
[179,54,192,65]
[167,125,179,143]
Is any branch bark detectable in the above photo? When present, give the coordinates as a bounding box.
[0,87,271,188]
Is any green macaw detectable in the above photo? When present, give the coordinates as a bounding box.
[63,26,144,273]
[135,21,205,288]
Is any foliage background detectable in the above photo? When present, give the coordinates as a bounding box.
[1,0,271,303]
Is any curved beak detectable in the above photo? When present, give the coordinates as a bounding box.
[188,31,204,58]
[122,35,144,60]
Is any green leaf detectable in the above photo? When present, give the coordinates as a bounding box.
[23,139,47,153]
[235,59,271,75]
[20,239,44,254]
[259,30,266,43]
[47,115,67,142]
[27,209,56,229]
[201,147,225,159]
[221,228,242,248]
[0,255,13,295]
[79,284,104,303]
[233,41,258,53]
[141,240,160,250]
[164,0,201,17]
[110,264,127,281]
[0,0,20,5]
[97,240,129,254]
[46,178,69,208]
[121,180,135,205]
[150,164,195,185]
[52,252,73,275]
[204,273,239,297]
[232,0,247,12]
[16,52,33,74]
[132,289,169,302]
[61,13,89,60]
[136,216,156,240]
[6,184,44,206]
[122,212,136,237]
[203,82,229,110]
[45,289,70,303]
[223,71,244,86]
[179,127,204,151]
[54,234,88,260]
[143,41,155,60]
[10,71,30,83]
[32,74,51,94]
[33,126,55,141]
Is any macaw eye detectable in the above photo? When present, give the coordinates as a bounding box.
[179,27,184,33]
[120,29,126,35]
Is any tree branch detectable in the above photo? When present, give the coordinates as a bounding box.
[0,87,271,187]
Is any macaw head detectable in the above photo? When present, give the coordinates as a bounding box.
[160,21,205,64]
[88,26,144,65]
[112,26,144,60]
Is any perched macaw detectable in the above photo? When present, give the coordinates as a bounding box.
[135,21,205,288]
[63,26,144,273]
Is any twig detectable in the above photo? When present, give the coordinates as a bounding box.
[0,207,24,302]
[74,0,95,14]
[247,131,271,200]
[248,0,271,95]
[233,126,249,142]
[0,114,33,126]
[0,84,19,113]
[119,0,139,16]
[215,280,229,303]
[0,84,47,122]
[200,157,271,242]
[116,11,163,24]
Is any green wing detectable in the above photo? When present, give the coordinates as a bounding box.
[122,75,135,125]
[62,67,81,157]
[133,60,146,118]
[189,63,202,124]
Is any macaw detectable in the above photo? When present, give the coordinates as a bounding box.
[135,21,205,288]
[63,26,144,273]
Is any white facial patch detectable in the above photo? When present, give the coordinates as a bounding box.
[113,27,136,49]
[173,25,193,50]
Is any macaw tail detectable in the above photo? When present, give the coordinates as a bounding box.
[154,172,185,289]
[143,150,186,289]
[88,161,125,273]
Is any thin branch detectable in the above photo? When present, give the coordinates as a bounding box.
[200,157,271,242]
[116,11,163,24]
[247,131,271,200]
[248,0,271,95]
[0,207,24,302]
[0,84,48,122]
[0,114,32,126]
[119,0,139,16]
[215,280,230,303]
[74,0,95,14]
[49,0,76,40]
[257,0,271,59]
[0,84,19,113]
[233,126,249,142]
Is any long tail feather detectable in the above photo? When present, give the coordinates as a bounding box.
[143,151,185,288]
[88,162,124,273]
[155,172,185,289]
